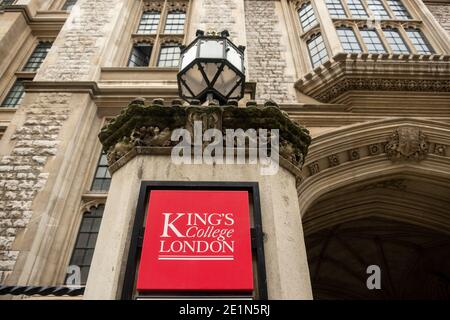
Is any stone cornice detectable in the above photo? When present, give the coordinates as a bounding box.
[98,100,311,176]
[296,53,450,104]
[0,6,68,37]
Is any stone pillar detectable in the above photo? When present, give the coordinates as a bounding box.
[84,100,313,299]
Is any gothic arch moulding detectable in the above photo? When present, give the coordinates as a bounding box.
[298,118,450,229]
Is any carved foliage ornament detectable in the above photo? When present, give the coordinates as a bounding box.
[99,102,311,168]
[385,127,429,161]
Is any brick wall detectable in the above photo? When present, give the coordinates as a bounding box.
[0,93,71,284]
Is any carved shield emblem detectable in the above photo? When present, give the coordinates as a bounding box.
[386,127,429,161]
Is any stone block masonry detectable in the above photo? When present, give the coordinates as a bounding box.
[200,0,238,40]
[37,0,122,81]
[244,0,296,102]
[0,93,71,284]
[426,3,450,33]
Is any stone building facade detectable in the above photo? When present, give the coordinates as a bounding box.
[0,0,449,299]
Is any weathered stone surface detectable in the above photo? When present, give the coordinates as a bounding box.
[200,0,238,40]
[99,102,311,173]
[0,93,71,284]
[244,0,295,102]
[37,0,122,81]
[426,3,450,33]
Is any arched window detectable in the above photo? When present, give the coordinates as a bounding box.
[137,11,161,34]
[298,2,318,32]
[67,205,104,285]
[164,10,186,34]
[307,33,329,68]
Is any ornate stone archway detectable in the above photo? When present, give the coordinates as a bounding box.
[298,118,450,299]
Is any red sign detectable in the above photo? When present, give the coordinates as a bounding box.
[136,190,254,292]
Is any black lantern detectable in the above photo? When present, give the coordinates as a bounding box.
[177,30,246,105]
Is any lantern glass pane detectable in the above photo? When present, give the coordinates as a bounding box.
[182,65,208,95]
[226,45,242,72]
[228,78,243,99]
[201,62,220,83]
[181,43,197,69]
[199,40,224,58]
[180,81,192,97]
[214,65,238,96]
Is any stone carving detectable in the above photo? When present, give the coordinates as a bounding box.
[358,179,407,191]
[434,144,447,156]
[130,126,173,147]
[313,78,450,103]
[107,137,133,164]
[328,154,340,167]
[369,144,382,156]
[385,127,429,161]
[143,0,164,12]
[308,161,320,176]
[280,140,304,166]
[349,149,360,161]
[99,100,311,171]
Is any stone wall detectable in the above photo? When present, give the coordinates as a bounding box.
[244,0,296,102]
[0,93,71,284]
[36,0,122,81]
[426,2,450,33]
[199,0,238,40]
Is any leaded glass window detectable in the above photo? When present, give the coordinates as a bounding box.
[307,33,329,68]
[326,0,347,18]
[22,42,52,72]
[405,28,434,54]
[1,79,25,108]
[163,10,186,34]
[337,27,362,53]
[347,0,368,18]
[383,28,410,54]
[66,205,104,285]
[137,11,161,34]
[91,151,111,192]
[298,2,318,32]
[158,43,181,67]
[367,0,390,19]
[360,28,387,53]
[387,0,411,20]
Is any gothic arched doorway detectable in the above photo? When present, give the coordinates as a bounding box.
[303,176,450,300]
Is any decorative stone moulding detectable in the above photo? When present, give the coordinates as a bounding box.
[98,99,311,175]
[295,53,450,103]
